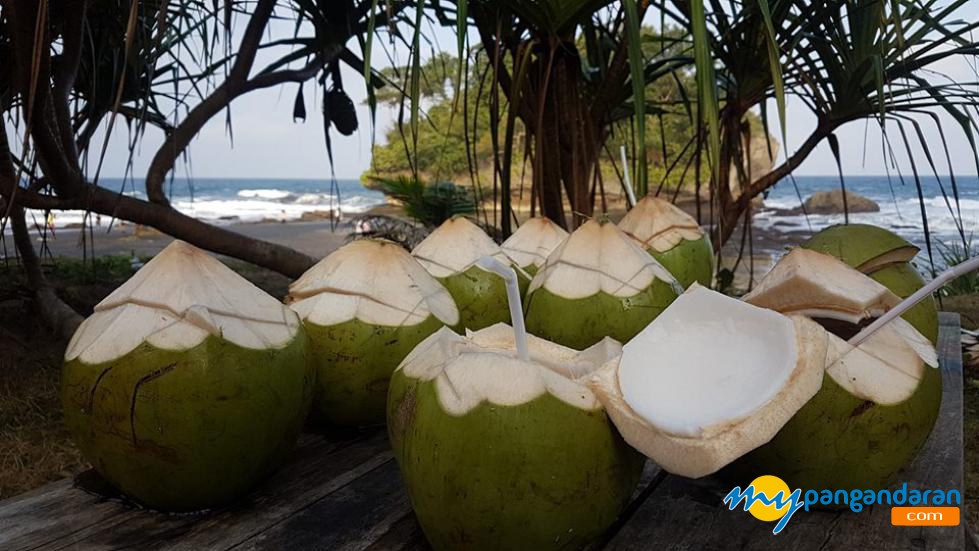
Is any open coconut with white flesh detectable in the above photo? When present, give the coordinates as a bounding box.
[387,324,644,551]
[618,195,714,289]
[803,223,938,343]
[412,216,523,332]
[587,284,830,478]
[524,219,681,350]
[288,239,458,427]
[500,216,569,278]
[724,247,941,493]
[62,241,312,511]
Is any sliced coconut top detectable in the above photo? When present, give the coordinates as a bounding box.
[803,223,919,273]
[65,241,300,364]
[745,247,938,405]
[397,323,622,415]
[288,239,458,328]
[587,285,828,478]
[618,196,705,253]
[411,216,512,278]
[528,219,678,299]
[500,217,569,269]
[743,248,901,323]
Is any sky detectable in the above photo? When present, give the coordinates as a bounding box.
[73,4,979,181]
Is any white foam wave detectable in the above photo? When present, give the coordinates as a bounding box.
[237,188,292,200]
[755,193,979,246]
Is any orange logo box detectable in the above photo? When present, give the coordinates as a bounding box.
[891,507,960,526]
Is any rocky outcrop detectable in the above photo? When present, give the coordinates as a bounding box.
[803,189,879,214]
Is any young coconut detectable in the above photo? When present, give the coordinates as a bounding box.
[500,216,569,277]
[287,239,458,426]
[618,195,714,288]
[61,241,312,511]
[727,248,941,493]
[524,218,680,350]
[412,216,522,331]
[586,284,830,478]
[802,223,938,343]
[387,259,643,551]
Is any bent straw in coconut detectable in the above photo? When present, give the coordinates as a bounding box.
[476,255,530,361]
[849,255,979,347]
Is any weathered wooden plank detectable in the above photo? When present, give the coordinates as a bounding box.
[0,431,386,551]
[603,313,965,550]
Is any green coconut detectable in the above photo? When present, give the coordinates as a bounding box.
[586,285,831,478]
[802,224,939,343]
[388,324,644,550]
[729,248,941,494]
[61,241,312,511]
[618,195,714,289]
[287,239,459,427]
[802,223,919,272]
[500,216,569,279]
[524,219,680,350]
[412,217,524,332]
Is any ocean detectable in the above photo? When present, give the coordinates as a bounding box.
[758,174,979,251]
[21,175,979,251]
[38,178,387,228]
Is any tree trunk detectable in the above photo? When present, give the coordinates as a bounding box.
[7,202,83,340]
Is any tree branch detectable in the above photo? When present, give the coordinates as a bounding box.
[145,0,279,204]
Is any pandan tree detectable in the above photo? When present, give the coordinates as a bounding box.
[407,0,979,247]
[0,0,414,335]
[2,0,977,335]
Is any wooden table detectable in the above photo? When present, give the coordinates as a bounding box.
[0,313,969,550]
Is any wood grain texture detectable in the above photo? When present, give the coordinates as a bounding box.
[604,313,965,550]
[0,315,965,550]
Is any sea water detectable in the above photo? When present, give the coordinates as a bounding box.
[24,178,385,229]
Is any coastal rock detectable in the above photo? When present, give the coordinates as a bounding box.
[803,190,879,214]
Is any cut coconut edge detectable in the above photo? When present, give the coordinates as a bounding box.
[396,323,623,416]
[287,238,459,328]
[500,217,569,272]
[586,284,829,478]
[411,216,520,279]
[528,219,680,300]
[65,241,302,365]
[618,195,706,254]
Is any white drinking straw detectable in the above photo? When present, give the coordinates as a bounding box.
[476,255,530,361]
[849,255,979,346]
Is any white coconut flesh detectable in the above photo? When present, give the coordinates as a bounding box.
[500,217,569,270]
[288,239,458,328]
[397,323,622,415]
[744,247,938,405]
[617,196,704,253]
[65,241,301,365]
[587,285,829,478]
[411,217,513,278]
[528,220,679,300]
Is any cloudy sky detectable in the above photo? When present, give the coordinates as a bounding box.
[82,5,979,181]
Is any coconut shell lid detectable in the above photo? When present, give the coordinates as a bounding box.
[743,248,902,323]
[528,219,678,300]
[411,216,513,278]
[288,239,458,327]
[618,196,705,253]
[396,323,622,415]
[66,241,300,364]
[500,217,569,269]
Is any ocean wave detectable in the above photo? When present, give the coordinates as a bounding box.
[755,193,979,246]
[236,188,293,200]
